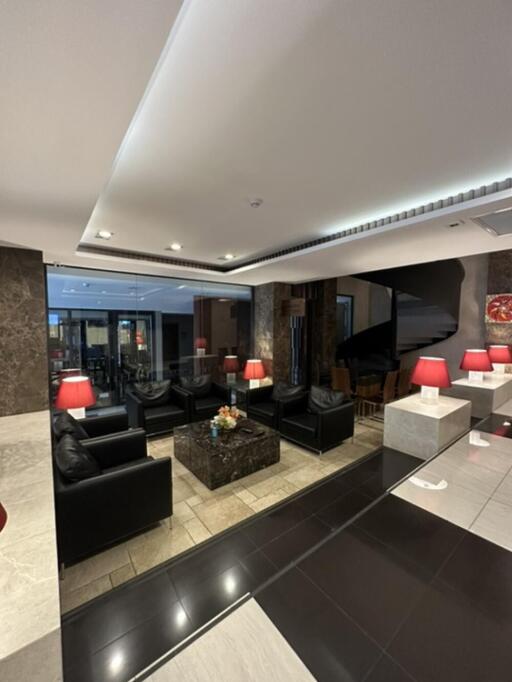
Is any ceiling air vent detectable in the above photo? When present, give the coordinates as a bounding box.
[473,208,512,237]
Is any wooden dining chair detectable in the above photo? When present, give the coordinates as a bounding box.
[331,367,352,395]
[397,367,412,398]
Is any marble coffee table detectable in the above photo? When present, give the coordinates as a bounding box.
[174,418,280,490]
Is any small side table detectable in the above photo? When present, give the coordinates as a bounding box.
[444,375,512,418]
[384,394,471,460]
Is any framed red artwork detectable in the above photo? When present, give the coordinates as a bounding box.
[486,294,512,323]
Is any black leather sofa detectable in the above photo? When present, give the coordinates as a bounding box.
[53,428,172,565]
[247,382,305,429]
[125,381,190,436]
[279,388,354,454]
[179,375,231,422]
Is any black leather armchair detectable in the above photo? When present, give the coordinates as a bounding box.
[54,429,172,565]
[52,410,132,444]
[126,383,190,436]
[279,392,354,454]
[247,383,305,429]
[179,376,231,422]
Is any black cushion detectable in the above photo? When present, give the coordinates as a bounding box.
[132,381,171,407]
[281,413,318,435]
[53,412,89,441]
[194,396,223,413]
[308,385,345,414]
[180,375,212,398]
[145,404,186,423]
[54,434,101,482]
[250,401,276,417]
[272,382,304,401]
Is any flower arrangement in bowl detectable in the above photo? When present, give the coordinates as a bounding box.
[213,405,241,431]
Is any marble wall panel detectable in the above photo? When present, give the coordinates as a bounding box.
[0,247,49,416]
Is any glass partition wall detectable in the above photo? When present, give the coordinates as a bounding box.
[46,266,252,410]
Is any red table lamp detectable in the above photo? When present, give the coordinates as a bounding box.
[195,337,207,357]
[243,359,265,389]
[411,356,451,403]
[223,355,239,384]
[0,503,7,533]
[460,349,492,383]
[488,345,512,374]
[55,376,96,419]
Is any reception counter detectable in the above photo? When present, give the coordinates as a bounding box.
[0,410,62,681]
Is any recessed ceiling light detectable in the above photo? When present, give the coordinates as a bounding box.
[102,290,107,294]
[218,298,230,302]
[249,198,263,208]
[140,297,145,301]
[224,253,235,260]
[169,242,182,251]
[177,285,186,289]
[129,292,136,296]
[82,282,90,288]
[96,230,113,240]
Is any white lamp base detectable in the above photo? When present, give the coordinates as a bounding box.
[249,379,260,389]
[67,407,86,420]
[468,370,484,383]
[196,348,206,357]
[493,363,506,374]
[226,373,236,385]
[420,385,439,403]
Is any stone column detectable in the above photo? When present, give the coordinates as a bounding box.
[0,247,49,416]
[253,282,291,383]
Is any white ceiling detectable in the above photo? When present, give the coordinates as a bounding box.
[1,0,512,284]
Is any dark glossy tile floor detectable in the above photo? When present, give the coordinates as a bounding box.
[62,446,421,682]
[256,494,512,682]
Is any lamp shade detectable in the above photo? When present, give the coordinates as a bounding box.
[460,349,492,372]
[195,337,207,350]
[488,345,512,364]
[243,359,265,381]
[223,355,239,373]
[411,356,451,388]
[55,376,96,410]
[0,503,6,533]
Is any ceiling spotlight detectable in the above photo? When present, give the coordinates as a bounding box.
[218,298,230,302]
[249,198,263,208]
[96,230,113,240]
[102,290,107,294]
[224,253,235,260]
[169,242,182,251]
[177,285,186,290]
[82,282,90,288]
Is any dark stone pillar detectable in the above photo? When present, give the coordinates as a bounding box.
[254,279,337,386]
[0,247,49,416]
[253,282,291,383]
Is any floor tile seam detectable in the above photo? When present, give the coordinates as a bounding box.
[380,529,468,661]
[467,483,512,533]
[63,589,187,664]
[440,444,512,477]
[254,491,384,577]
[361,651,419,682]
[349,521,460,583]
[116,594,252,682]
[295,565,386,653]
[257,513,332,556]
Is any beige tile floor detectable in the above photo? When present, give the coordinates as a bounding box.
[393,428,512,551]
[59,421,383,613]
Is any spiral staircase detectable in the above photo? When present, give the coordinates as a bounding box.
[337,259,464,370]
